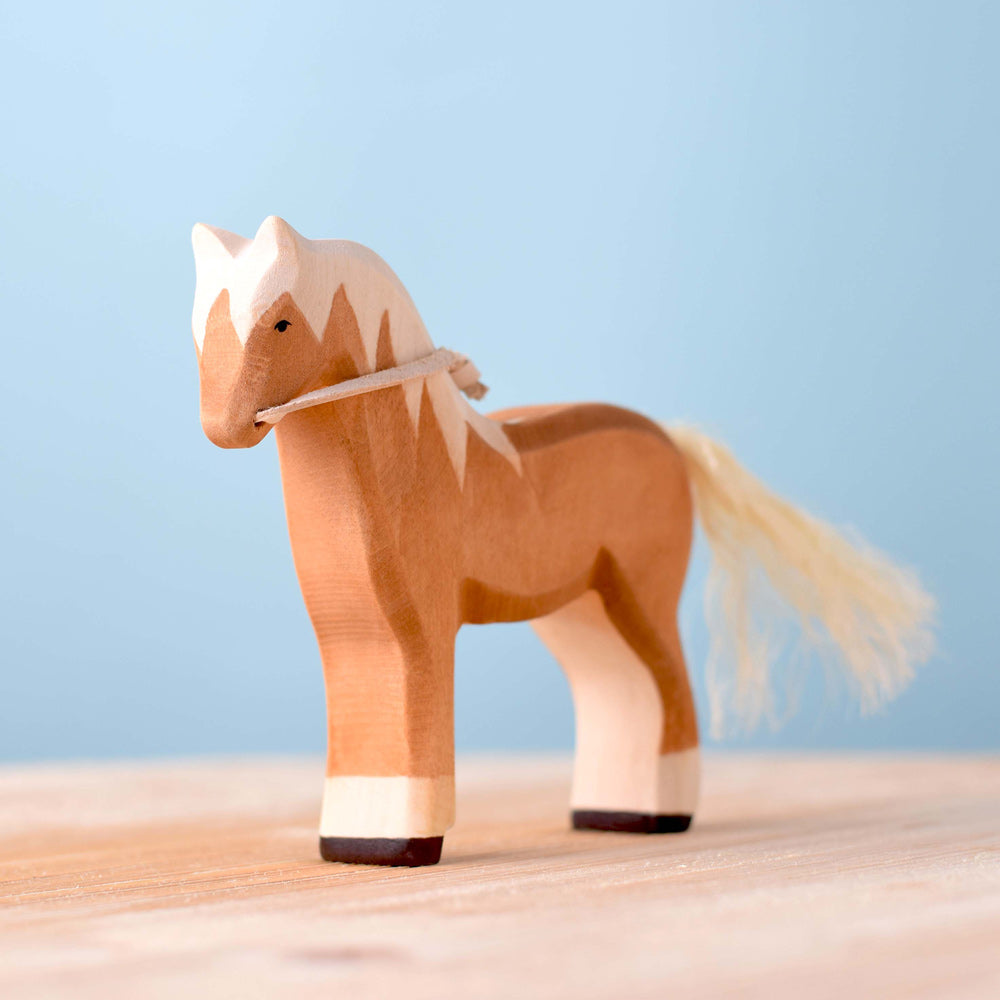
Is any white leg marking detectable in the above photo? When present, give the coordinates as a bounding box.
[656,747,700,816]
[319,775,455,839]
[534,592,699,816]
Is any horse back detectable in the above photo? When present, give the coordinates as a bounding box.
[490,401,670,452]
[460,402,692,623]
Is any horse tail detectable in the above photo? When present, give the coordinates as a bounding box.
[665,425,935,738]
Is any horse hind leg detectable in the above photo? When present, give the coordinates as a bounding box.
[531,587,699,833]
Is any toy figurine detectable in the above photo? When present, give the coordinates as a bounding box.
[191,216,934,867]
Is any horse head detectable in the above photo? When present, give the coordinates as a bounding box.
[191,216,342,448]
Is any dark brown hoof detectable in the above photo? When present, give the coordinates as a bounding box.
[319,835,443,867]
[572,810,692,834]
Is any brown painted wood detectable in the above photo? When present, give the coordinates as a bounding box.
[190,217,934,860]
[193,218,702,852]
[2,754,998,999]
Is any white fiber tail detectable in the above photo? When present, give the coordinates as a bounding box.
[667,425,935,737]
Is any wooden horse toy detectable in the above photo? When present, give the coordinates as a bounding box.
[191,216,934,867]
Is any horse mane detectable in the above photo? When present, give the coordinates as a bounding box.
[192,216,521,484]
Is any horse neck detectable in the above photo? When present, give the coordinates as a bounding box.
[272,369,475,521]
[273,258,435,479]
[272,262,491,548]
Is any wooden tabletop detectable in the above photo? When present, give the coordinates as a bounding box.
[1,754,998,999]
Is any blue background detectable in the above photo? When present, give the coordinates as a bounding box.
[1,2,996,760]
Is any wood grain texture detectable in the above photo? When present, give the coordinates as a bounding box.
[2,754,998,999]
[191,217,934,860]
[195,217,701,849]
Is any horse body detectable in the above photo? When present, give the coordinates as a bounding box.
[270,327,698,862]
[193,216,933,867]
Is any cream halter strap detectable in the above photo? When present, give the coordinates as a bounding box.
[254,348,488,426]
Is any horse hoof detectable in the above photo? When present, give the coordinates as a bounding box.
[319,835,444,867]
[571,810,692,834]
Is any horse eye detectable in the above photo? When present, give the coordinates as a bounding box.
[274,320,290,333]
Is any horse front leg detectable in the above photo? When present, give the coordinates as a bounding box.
[314,617,456,868]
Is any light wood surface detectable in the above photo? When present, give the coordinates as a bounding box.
[2,754,997,999]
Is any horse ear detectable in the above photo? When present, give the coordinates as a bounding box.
[192,223,250,266]
[191,225,250,350]
[253,215,303,257]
